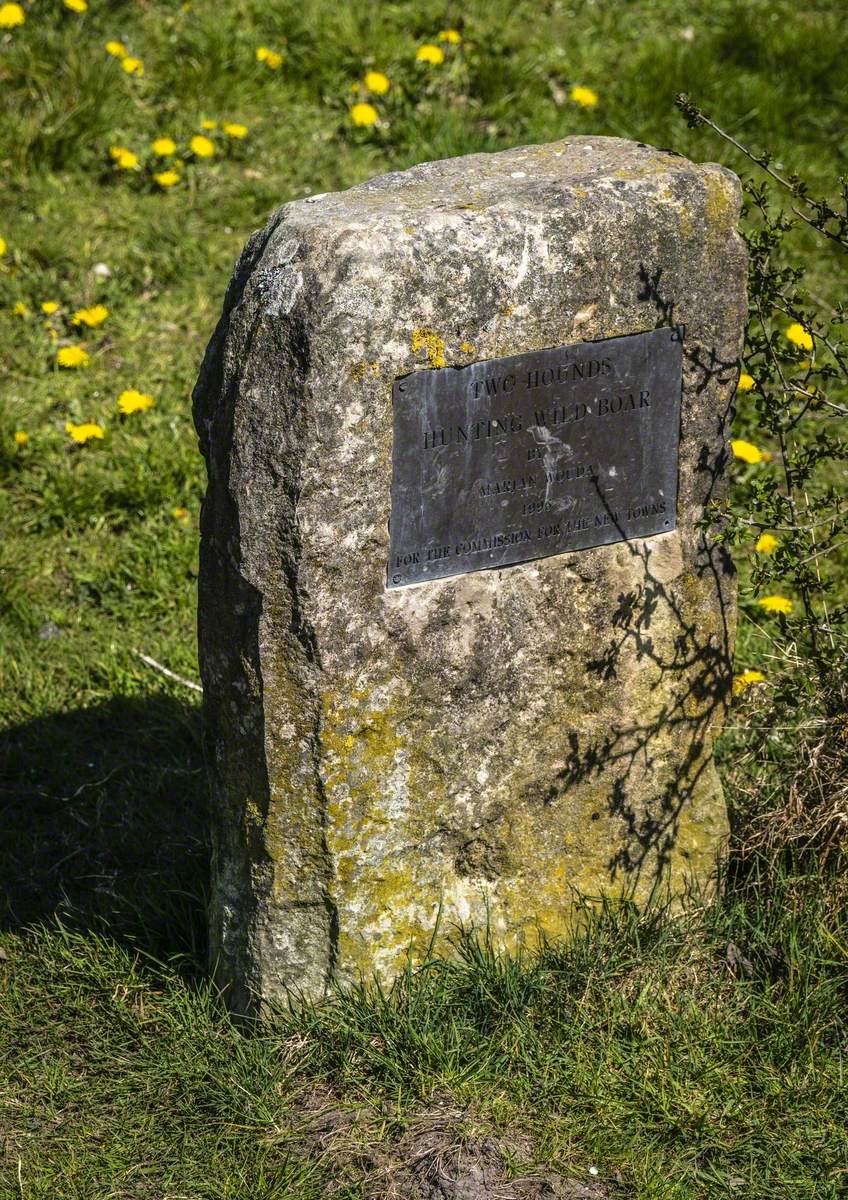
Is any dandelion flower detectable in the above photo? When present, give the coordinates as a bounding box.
[14,430,29,446]
[350,102,379,127]
[755,533,779,554]
[737,372,755,392]
[222,122,248,138]
[73,304,109,328]
[118,388,155,414]
[57,345,90,368]
[757,594,793,615]
[12,301,29,317]
[364,70,390,94]
[190,134,215,158]
[438,29,462,43]
[200,119,217,130]
[121,56,144,77]
[64,0,88,12]
[570,85,598,108]
[730,438,765,465]
[154,169,180,188]
[152,136,177,156]
[0,4,25,27]
[172,506,189,521]
[0,236,6,255]
[111,146,139,170]
[65,421,104,443]
[785,322,813,351]
[105,40,127,57]
[256,46,282,69]
[416,43,445,65]
[733,669,765,694]
[41,300,59,314]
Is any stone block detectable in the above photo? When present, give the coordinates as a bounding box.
[193,136,746,1011]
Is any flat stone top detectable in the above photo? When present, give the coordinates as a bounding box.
[285,136,734,226]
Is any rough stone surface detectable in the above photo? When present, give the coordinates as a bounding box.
[193,135,747,1011]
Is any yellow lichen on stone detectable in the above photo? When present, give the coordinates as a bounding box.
[350,360,380,381]
[460,341,475,353]
[703,171,739,250]
[412,327,447,368]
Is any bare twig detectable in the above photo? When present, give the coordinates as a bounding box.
[135,651,202,693]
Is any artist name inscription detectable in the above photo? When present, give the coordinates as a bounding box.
[388,328,683,587]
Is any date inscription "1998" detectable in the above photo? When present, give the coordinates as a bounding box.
[387,327,683,588]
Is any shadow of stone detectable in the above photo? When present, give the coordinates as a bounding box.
[0,694,208,972]
[540,268,741,895]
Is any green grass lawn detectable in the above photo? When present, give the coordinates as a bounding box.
[1,0,847,1195]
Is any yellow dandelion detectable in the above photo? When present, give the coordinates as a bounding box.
[570,85,599,108]
[733,669,766,695]
[12,301,29,317]
[111,147,139,170]
[105,40,127,57]
[41,301,59,314]
[65,421,104,443]
[64,0,87,12]
[256,46,282,69]
[154,169,180,188]
[200,119,217,131]
[730,438,765,465]
[57,345,90,368]
[190,134,215,158]
[416,43,445,65]
[757,594,793,615]
[438,29,462,43]
[350,102,379,128]
[118,388,155,414]
[755,533,779,554]
[364,70,390,94]
[72,304,109,328]
[785,322,813,351]
[0,4,25,28]
[172,506,189,521]
[14,430,29,446]
[121,56,144,77]
[0,236,6,255]
[152,136,177,156]
[222,122,248,138]
[737,372,755,392]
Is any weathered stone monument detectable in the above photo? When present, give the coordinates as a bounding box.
[194,136,746,1011]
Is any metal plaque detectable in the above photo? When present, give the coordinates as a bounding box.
[387,327,683,588]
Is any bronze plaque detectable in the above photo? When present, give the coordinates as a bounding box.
[387,327,683,588]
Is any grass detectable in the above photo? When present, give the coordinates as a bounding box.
[2,877,846,1198]
[1,0,847,1195]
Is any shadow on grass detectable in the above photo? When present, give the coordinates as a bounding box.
[0,694,208,974]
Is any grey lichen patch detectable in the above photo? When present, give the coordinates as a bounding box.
[193,135,746,1010]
